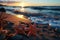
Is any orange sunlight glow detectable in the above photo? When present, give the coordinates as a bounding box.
[19,2,25,7]
[18,2,25,12]
[16,15,24,18]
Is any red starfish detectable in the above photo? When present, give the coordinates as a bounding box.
[27,23,40,37]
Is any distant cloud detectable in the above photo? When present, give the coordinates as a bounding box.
[0,0,60,6]
[0,0,21,2]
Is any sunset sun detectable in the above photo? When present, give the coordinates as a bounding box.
[19,2,25,7]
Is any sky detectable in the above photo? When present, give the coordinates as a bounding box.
[0,0,60,6]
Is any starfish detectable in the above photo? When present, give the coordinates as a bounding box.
[27,23,40,37]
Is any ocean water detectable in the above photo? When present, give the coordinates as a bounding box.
[0,6,60,27]
[1,6,60,15]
